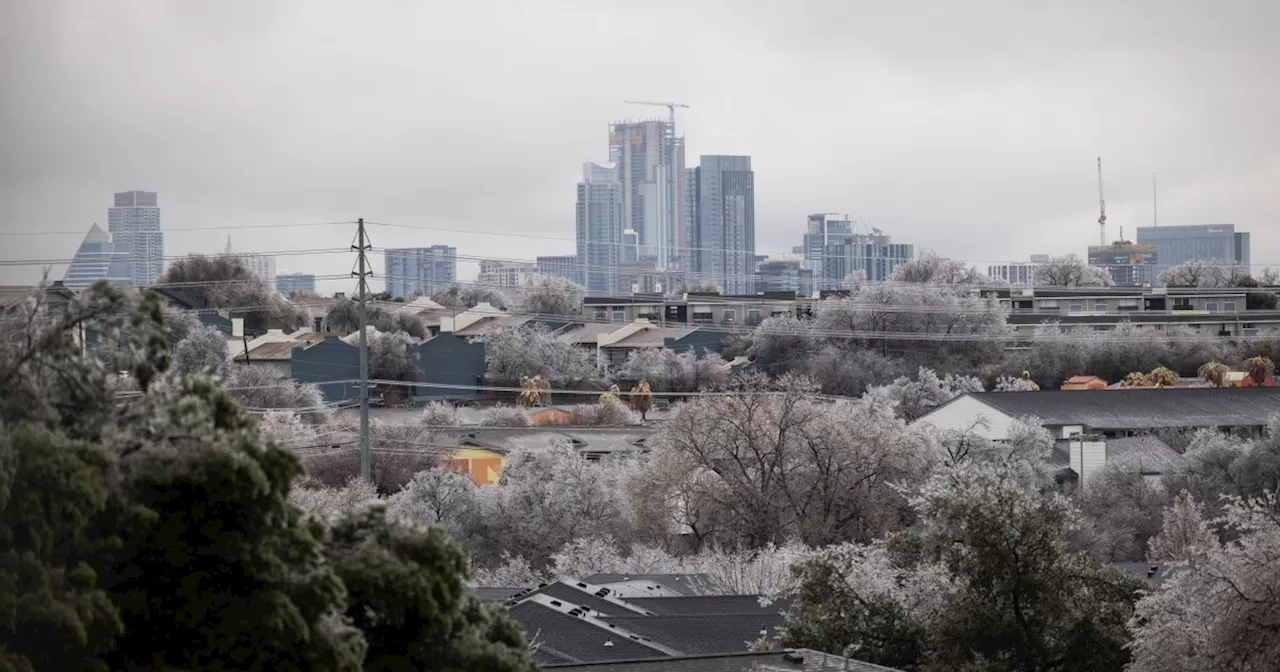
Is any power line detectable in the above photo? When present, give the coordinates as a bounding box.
[0,221,358,237]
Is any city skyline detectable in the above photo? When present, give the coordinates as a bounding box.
[4,2,1276,295]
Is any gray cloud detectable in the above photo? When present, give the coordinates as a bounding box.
[2,0,1277,290]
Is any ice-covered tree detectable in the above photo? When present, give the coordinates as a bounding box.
[520,275,585,316]
[483,323,600,386]
[865,367,985,421]
[386,467,478,539]
[479,404,530,427]
[430,284,511,311]
[171,323,230,377]
[1034,254,1115,287]
[225,365,327,423]
[890,251,990,285]
[1159,259,1253,288]
[617,348,729,392]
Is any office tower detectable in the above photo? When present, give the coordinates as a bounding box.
[1088,241,1158,286]
[609,120,685,269]
[576,161,625,296]
[535,255,581,285]
[108,190,164,285]
[478,260,538,288]
[276,273,317,294]
[622,230,639,263]
[1136,224,1251,279]
[756,254,814,297]
[798,215,912,289]
[224,235,277,287]
[691,155,756,294]
[62,223,133,291]
[988,256,1047,285]
[384,245,457,299]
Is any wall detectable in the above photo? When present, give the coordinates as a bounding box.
[412,332,486,399]
[913,395,1017,440]
[292,336,361,402]
[446,447,505,485]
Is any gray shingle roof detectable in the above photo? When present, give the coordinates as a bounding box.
[1104,436,1182,474]
[597,614,782,655]
[626,595,789,616]
[581,573,712,597]
[508,581,653,617]
[542,649,903,671]
[964,388,1280,430]
[509,601,669,663]
[470,586,527,603]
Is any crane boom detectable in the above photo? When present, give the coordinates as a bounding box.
[1097,157,1107,246]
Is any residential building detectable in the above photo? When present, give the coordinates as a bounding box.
[1088,241,1158,286]
[585,292,814,329]
[915,388,1280,441]
[987,256,1046,285]
[1137,224,1252,280]
[384,245,457,299]
[536,255,581,285]
[756,254,814,297]
[107,190,164,285]
[224,235,277,286]
[576,161,625,296]
[62,223,133,290]
[691,155,756,294]
[609,120,686,269]
[478,259,538,288]
[275,273,316,294]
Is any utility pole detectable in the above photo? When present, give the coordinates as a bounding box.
[353,218,373,481]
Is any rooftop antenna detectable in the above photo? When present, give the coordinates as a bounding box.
[1096,157,1107,245]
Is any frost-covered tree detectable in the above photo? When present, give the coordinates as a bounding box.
[479,404,531,427]
[1159,259,1253,288]
[483,323,601,386]
[1034,254,1115,287]
[386,467,478,538]
[617,348,729,392]
[171,323,229,377]
[994,372,1040,391]
[1077,466,1168,562]
[1128,492,1280,672]
[429,284,510,310]
[865,367,985,421]
[471,442,632,567]
[324,298,428,338]
[520,275,585,316]
[566,399,640,426]
[1147,490,1217,563]
[225,364,327,423]
[653,375,930,547]
[420,400,463,426]
[341,328,421,383]
[291,476,380,521]
[890,251,990,285]
[159,254,310,331]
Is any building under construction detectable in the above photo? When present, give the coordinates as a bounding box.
[1088,240,1158,287]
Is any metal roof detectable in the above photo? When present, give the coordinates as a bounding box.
[960,388,1280,430]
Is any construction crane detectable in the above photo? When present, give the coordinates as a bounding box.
[624,100,691,271]
[1096,156,1107,246]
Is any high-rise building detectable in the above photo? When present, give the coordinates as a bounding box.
[276,273,316,294]
[108,190,163,285]
[1088,241,1158,287]
[576,161,625,296]
[800,215,912,288]
[535,255,581,285]
[756,254,814,297]
[478,260,538,288]
[691,155,756,295]
[384,245,457,299]
[609,120,686,269]
[1136,224,1251,280]
[62,223,132,291]
[224,235,277,287]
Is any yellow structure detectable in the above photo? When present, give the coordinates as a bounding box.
[445,437,509,485]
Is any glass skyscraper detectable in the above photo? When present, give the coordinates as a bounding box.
[107,190,164,285]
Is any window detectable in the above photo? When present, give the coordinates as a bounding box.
[1118,298,1139,311]
[612,309,626,323]
[1206,300,1218,312]
[1013,300,1033,311]
[747,307,761,323]
[1068,300,1083,313]
[722,309,736,323]
[1039,300,1059,309]
[1223,300,1237,312]
[594,307,607,320]
[1093,325,1111,332]
[1094,299,1107,313]
[1244,324,1259,337]
[1173,298,1193,311]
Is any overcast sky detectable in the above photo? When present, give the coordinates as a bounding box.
[3,0,1277,293]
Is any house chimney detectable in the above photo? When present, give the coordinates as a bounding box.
[231,318,244,338]
[1069,434,1107,488]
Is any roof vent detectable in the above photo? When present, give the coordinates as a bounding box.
[1147,564,1159,578]
[782,652,805,663]
[549,600,562,607]
[604,641,614,648]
